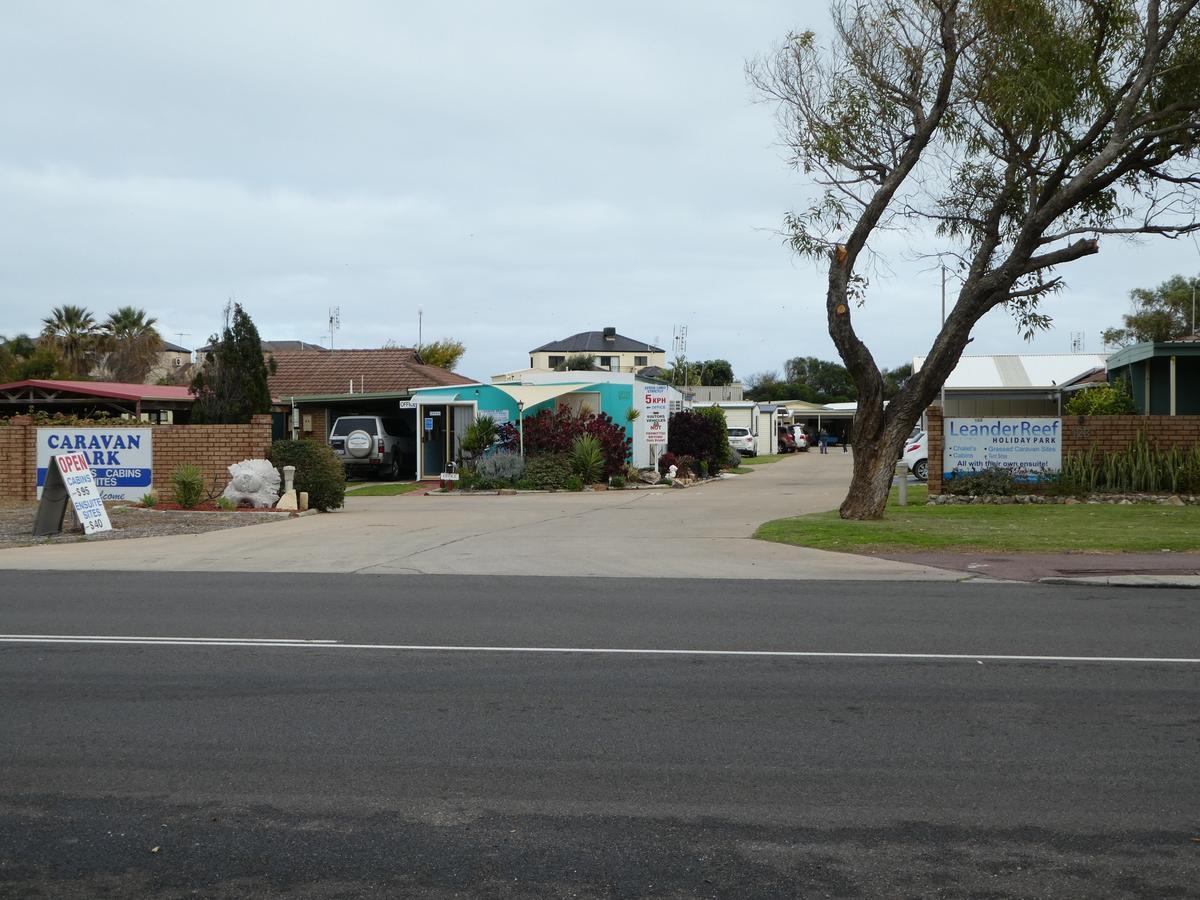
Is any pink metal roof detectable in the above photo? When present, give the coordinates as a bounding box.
[0,379,194,402]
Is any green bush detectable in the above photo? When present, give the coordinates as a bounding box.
[1059,432,1200,494]
[1064,377,1137,416]
[268,439,346,511]
[523,454,573,490]
[944,467,1017,496]
[140,491,158,508]
[170,465,205,509]
[609,474,626,489]
[461,416,499,463]
[475,450,524,484]
[564,474,584,491]
[570,434,604,484]
[216,496,236,511]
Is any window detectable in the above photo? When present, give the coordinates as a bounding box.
[548,355,565,369]
[634,355,648,367]
[598,356,617,371]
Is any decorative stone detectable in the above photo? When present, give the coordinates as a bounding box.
[221,459,280,509]
[639,469,661,485]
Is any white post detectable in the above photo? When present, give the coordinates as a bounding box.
[895,461,908,506]
[517,401,525,459]
[940,264,947,413]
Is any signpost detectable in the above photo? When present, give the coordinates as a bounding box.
[643,384,669,447]
[36,427,152,502]
[944,417,1062,482]
[33,452,113,536]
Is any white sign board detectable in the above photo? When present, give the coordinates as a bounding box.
[643,384,669,445]
[945,418,1062,482]
[37,428,153,501]
[55,452,113,534]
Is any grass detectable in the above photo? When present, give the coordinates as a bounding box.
[754,484,1200,553]
[345,481,427,497]
[739,453,790,466]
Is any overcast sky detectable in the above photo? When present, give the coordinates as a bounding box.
[2,1,1194,383]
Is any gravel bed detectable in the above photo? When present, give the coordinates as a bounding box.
[0,502,294,549]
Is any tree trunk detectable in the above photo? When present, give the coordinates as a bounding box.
[838,415,910,520]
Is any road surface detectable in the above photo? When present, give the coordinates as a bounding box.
[1,572,1197,897]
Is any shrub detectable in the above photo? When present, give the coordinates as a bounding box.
[268,439,346,511]
[944,467,1017,496]
[667,409,727,475]
[675,454,696,478]
[498,407,630,477]
[564,474,584,491]
[523,454,573,490]
[658,452,678,475]
[1059,432,1200,494]
[609,474,626,489]
[698,460,709,478]
[461,416,499,464]
[726,448,742,469]
[1064,377,1137,416]
[571,434,604,484]
[216,496,237,511]
[475,450,525,484]
[170,465,205,509]
[140,491,158,508]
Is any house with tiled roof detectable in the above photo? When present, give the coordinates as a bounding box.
[270,348,474,463]
[529,327,666,373]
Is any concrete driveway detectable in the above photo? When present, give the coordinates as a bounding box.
[0,453,960,580]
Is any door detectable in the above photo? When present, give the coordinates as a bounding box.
[421,407,447,477]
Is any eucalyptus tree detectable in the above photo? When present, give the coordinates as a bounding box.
[750,0,1200,518]
[102,306,162,383]
[40,304,99,377]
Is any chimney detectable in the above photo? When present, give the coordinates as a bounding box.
[603,327,616,343]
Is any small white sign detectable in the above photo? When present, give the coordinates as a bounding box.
[440,472,460,481]
[478,409,510,425]
[397,400,417,409]
[55,452,113,534]
[945,417,1062,482]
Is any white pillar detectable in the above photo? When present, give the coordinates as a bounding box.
[1170,355,1177,416]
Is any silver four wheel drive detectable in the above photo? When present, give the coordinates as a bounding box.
[328,416,415,480]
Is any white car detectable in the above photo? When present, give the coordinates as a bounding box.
[903,431,928,481]
[727,427,756,457]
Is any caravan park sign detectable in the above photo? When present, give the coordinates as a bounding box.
[37,428,153,502]
[944,418,1061,482]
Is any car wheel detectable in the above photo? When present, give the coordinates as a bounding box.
[388,452,402,481]
[912,459,928,481]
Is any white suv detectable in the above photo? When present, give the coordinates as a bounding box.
[727,427,756,458]
[904,431,928,481]
[328,416,415,480]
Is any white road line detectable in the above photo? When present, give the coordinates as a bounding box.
[0,635,1196,664]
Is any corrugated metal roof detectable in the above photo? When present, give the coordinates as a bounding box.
[0,379,193,401]
[912,353,1109,388]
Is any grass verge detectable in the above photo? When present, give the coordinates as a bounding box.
[739,453,790,466]
[346,482,427,497]
[754,484,1200,553]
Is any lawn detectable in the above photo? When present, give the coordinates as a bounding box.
[739,453,791,466]
[345,481,427,497]
[754,484,1200,553]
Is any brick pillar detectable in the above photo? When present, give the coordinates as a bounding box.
[926,406,944,495]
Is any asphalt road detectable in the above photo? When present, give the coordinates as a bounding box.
[2,573,1198,898]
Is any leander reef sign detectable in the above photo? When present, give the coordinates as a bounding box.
[37,428,153,501]
[944,418,1061,483]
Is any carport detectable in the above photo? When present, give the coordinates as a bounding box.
[287,391,422,480]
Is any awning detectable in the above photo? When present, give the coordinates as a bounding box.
[490,383,588,409]
[414,391,469,405]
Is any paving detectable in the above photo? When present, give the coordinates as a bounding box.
[2,452,1198,585]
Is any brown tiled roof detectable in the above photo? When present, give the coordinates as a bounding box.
[267,348,474,398]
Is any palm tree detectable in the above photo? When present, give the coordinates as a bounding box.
[40,305,99,377]
[101,306,162,383]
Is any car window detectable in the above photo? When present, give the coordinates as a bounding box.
[727,428,748,436]
[331,417,378,436]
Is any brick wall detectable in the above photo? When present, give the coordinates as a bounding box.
[0,415,272,502]
[927,408,1200,494]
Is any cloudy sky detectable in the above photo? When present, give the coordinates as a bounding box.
[1,1,1193,383]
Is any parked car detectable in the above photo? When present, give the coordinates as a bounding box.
[777,426,797,453]
[328,415,414,480]
[792,426,810,452]
[727,427,756,458]
[904,431,928,481]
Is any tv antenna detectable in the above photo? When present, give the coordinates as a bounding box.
[1070,331,1084,353]
[328,306,341,350]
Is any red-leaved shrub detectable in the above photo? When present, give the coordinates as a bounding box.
[499,406,631,477]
